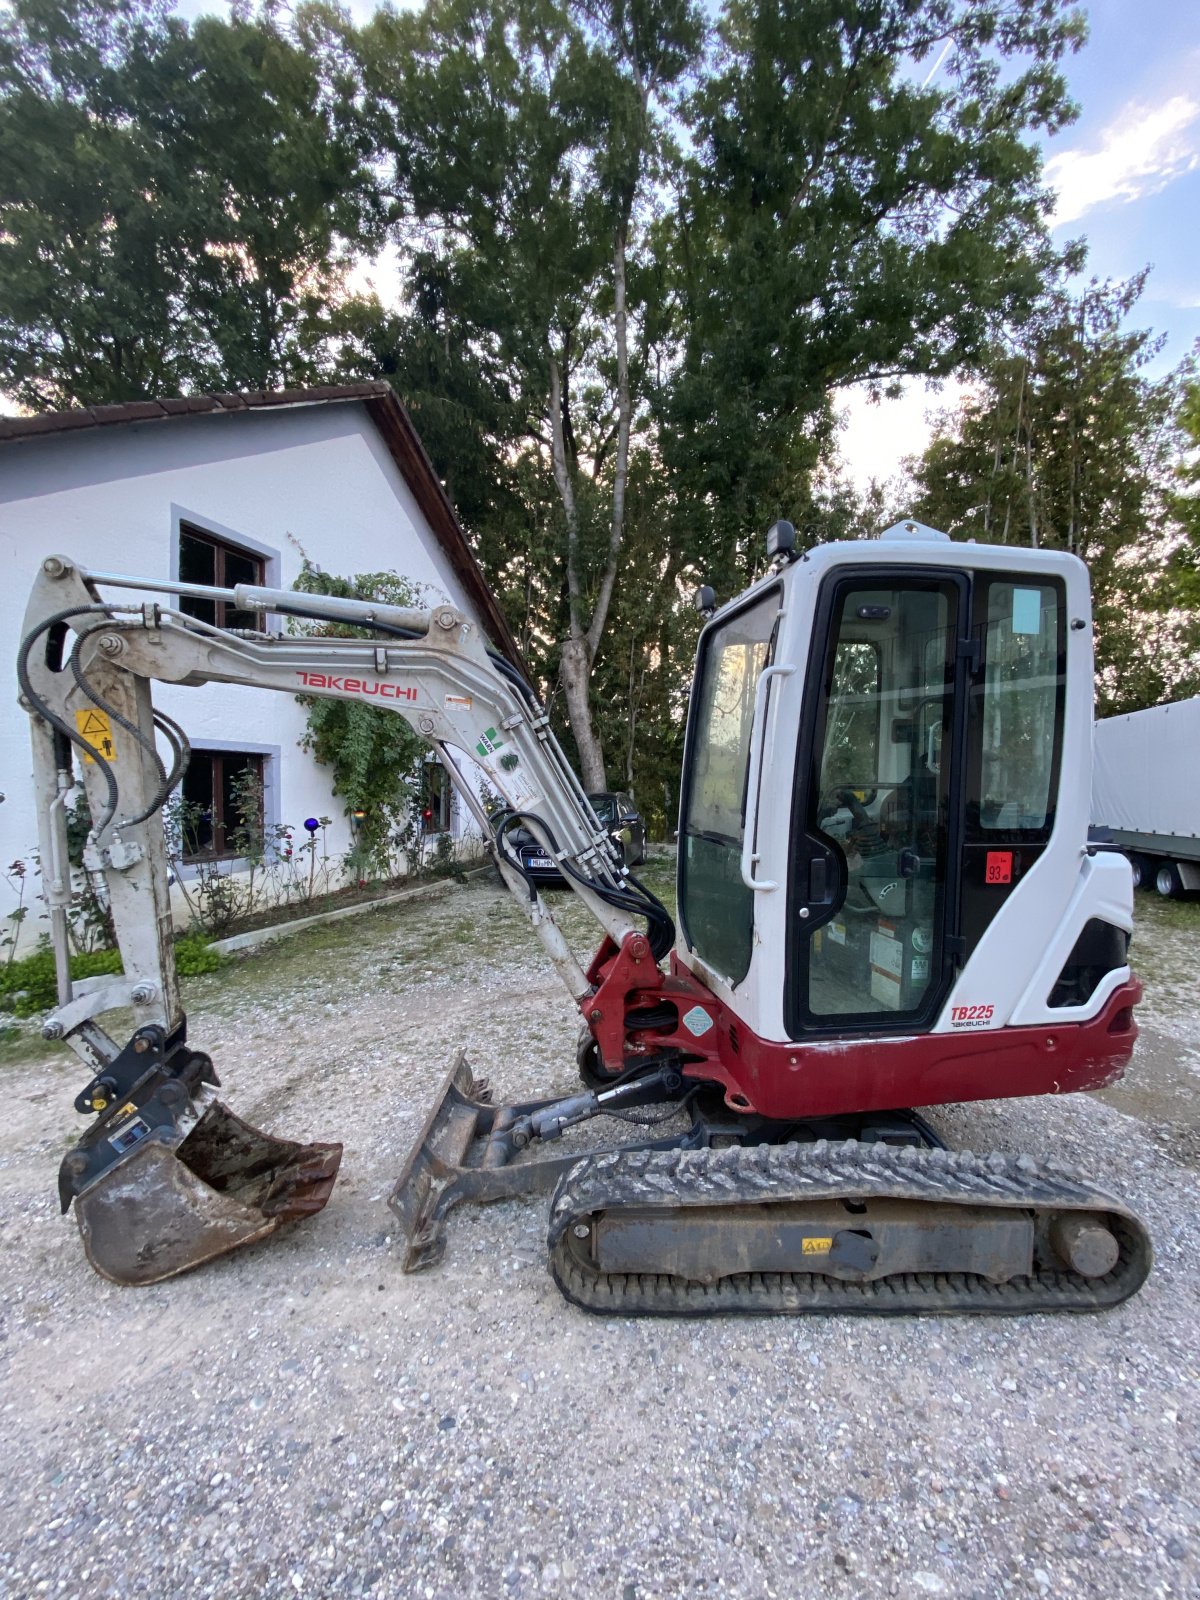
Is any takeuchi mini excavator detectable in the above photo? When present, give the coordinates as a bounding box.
[18,520,1152,1314]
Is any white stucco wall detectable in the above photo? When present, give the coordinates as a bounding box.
[0,401,486,947]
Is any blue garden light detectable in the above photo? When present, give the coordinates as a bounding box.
[303,817,320,833]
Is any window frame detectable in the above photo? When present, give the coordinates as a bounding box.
[785,567,970,1040]
[177,524,267,633]
[965,575,1067,847]
[179,748,267,863]
[170,507,282,636]
[677,583,782,985]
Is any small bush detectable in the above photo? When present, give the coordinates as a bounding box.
[0,935,224,1016]
[175,932,225,977]
[0,946,122,1017]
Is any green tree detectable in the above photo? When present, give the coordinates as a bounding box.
[1160,373,1200,695]
[662,0,1087,583]
[0,0,379,408]
[909,274,1189,712]
[356,0,704,789]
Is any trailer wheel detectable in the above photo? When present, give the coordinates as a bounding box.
[1127,853,1152,890]
[1156,862,1185,899]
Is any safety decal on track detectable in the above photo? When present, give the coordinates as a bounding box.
[802,1237,832,1254]
[74,708,117,763]
[681,1005,714,1038]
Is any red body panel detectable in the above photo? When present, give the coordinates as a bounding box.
[584,936,1140,1120]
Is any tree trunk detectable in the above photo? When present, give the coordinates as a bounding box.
[560,635,606,790]
[546,220,636,795]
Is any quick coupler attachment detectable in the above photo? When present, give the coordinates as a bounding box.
[59,1024,342,1286]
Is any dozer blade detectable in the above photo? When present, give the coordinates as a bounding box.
[74,1101,342,1286]
[60,1027,341,1286]
[389,1053,639,1272]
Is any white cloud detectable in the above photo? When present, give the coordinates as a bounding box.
[1046,93,1200,227]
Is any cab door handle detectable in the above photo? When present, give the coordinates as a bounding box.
[740,663,796,891]
[810,856,828,902]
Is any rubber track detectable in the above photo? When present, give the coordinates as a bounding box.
[547,1140,1153,1317]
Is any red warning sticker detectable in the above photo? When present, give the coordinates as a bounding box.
[985,851,1013,885]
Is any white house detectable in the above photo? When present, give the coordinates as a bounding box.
[0,383,524,945]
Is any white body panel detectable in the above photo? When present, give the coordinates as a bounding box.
[675,536,1132,1043]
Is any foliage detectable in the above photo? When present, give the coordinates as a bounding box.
[291,559,429,876]
[1161,377,1200,692]
[909,274,1191,713]
[0,932,221,1017]
[0,0,380,407]
[345,0,1088,791]
[174,931,225,977]
[0,945,121,1016]
[64,788,116,949]
[352,0,706,787]
[163,790,340,937]
[659,0,1086,586]
[6,0,1197,807]
[3,859,29,968]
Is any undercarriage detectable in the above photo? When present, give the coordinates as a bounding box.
[388,1056,1152,1316]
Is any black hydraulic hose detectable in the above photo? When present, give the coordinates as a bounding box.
[67,626,167,792]
[491,806,675,962]
[66,627,192,825]
[64,636,190,827]
[18,605,124,831]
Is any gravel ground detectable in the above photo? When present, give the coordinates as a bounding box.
[1,859,1198,1600]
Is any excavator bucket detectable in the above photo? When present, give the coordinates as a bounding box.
[59,1030,342,1286]
[72,1102,342,1286]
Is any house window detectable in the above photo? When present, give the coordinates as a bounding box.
[180,750,265,860]
[178,525,265,631]
[420,763,452,834]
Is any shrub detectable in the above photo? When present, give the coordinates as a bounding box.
[0,935,224,1017]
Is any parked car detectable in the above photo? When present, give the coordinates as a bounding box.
[507,791,646,885]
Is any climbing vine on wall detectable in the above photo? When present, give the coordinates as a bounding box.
[291,558,430,877]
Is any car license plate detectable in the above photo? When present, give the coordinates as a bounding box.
[526,853,553,869]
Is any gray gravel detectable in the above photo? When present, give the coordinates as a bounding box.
[1,867,1198,1599]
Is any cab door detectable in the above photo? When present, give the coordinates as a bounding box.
[786,572,968,1034]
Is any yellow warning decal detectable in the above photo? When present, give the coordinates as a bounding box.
[802,1237,833,1255]
[74,708,117,763]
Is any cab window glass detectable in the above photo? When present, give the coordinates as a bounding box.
[679,589,779,984]
[971,580,1065,839]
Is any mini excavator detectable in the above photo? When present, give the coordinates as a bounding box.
[18,520,1152,1313]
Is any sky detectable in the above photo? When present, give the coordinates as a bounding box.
[840,0,1200,493]
[174,0,1200,494]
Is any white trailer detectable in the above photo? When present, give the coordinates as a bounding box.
[1092,697,1200,898]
